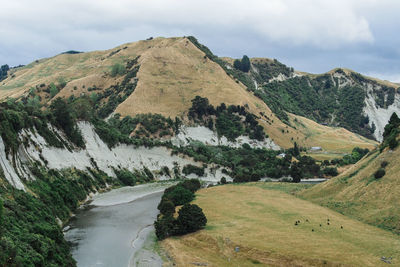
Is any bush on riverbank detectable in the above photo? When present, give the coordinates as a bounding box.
[154,179,207,240]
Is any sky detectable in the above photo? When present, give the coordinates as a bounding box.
[1,0,399,83]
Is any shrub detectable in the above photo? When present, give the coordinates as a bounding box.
[157,199,175,216]
[49,83,58,98]
[322,167,338,177]
[154,215,175,240]
[175,204,207,235]
[179,179,201,193]
[110,63,126,77]
[374,168,386,179]
[114,169,136,186]
[220,177,227,184]
[182,164,205,177]
[381,161,389,168]
[163,186,194,206]
[388,135,398,149]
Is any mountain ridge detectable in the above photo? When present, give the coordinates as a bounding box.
[0,36,386,151]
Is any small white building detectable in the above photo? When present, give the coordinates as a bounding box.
[310,146,322,151]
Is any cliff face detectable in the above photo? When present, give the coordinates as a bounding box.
[0,121,235,193]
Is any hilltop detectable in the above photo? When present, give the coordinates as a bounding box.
[0,36,385,151]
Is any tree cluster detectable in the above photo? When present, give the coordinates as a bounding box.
[188,96,266,141]
[154,179,206,240]
[233,55,251,72]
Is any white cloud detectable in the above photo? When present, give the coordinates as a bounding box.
[367,72,400,84]
[0,0,399,78]
[0,0,375,49]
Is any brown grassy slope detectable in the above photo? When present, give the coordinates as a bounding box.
[0,37,377,150]
[289,113,377,152]
[114,38,376,150]
[300,145,400,234]
[162,184,400,266]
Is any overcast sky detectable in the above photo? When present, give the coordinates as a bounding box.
[1,0,399,82]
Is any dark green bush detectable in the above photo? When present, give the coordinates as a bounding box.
[157,199,175,216]
[178,179,201,193]
[322,167,338,177]
[114,169,136,186]
[163,186,194,206]
[374,168,386,179]
[182,164,205,177]
[154,215,175,240]
[175,204,207,235]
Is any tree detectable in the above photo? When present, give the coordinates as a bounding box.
[233,59,242,70]
[374,168,386,179]
[290,163,302,183]
[157,199,175,216]
[241,55,251,72]
[179,179,201,193]
[233,56,251,72]
[50,98,84,147]
[188,96,213,119]
[154,215,175,240]
[0,64,9,81]
[163,186,194,206]
[175,204,207,235]
[388,112,400,126]
[49,83,58,98]
[293,142,300,157]
[383,112,400,138]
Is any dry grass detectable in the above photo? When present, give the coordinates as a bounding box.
[300,145,400,234]
[289,113,377,153]
[162,184,400,266]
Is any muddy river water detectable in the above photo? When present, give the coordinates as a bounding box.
[64,183,171,267]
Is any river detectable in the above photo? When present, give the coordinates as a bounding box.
[64,183,172,267]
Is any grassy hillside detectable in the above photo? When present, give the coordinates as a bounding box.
[162,183,400,266]
[300,144,400,234]
[288,113,377,152]
[0,37,377,151]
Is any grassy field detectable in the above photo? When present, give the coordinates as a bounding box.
[162,183,400,266]
[300,145,400,234]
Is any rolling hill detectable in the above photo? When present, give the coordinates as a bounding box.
[0,36,381,152]
[300,139,400,234]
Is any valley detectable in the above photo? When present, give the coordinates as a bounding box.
[0,36,399,266]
